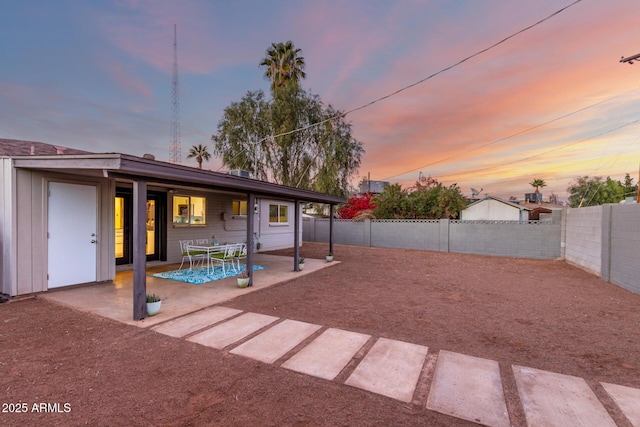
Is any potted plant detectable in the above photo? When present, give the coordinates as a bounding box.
[146,293,162,316]
[326,252,334,262]
[237,270,250,288]
[298,257,305,271]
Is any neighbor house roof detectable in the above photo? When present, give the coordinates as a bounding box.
[465,195,531,211]
[0,138,90,156]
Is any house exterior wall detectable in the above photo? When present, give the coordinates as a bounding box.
[3,169,113,296]
[0,158,15,296]
[165,194,300,265]
[257,198,301,251]
[461,199,528,221]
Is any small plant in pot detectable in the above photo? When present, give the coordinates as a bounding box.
[146,293,162,316]
[326,252,334,262]
[298,257,305,271]
[237,270,250,288]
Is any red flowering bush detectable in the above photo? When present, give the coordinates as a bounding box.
[338,193,376,219]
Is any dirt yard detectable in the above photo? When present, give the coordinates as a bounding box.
[1,243,639,426]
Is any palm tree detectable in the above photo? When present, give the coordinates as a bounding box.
[529,178,547,193]
[187,144,211,169]
[259,41,306,92]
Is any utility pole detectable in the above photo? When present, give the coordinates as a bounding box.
[620,55,640,202]
[169,24,182,164]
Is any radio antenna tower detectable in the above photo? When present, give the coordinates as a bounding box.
[169,24,182,164]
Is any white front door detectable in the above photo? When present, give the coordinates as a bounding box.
[48,182,97,288]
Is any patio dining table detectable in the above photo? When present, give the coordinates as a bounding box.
[186,243,239,275]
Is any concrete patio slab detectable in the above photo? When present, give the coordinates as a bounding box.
[426,350,509,427]
[151,306,242,338]
[513,365,616,427]
[282,328,370,380]
[230,319,322,364]
[187,312,278,349]
[39,254,337,327]
[345,337,428,403]
[601,382,640,426]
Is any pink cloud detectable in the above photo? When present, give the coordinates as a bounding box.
[103,60,154,109]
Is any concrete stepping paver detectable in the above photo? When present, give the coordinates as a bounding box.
[230,319,322,364]
[426,350,510,427]
[601,382,640,426]
[513,365,616,427]
[282,328,371,380]
[345,337,428,402]
[152,306,242,338]
[187,312,278,349]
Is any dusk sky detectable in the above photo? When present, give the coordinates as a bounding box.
[2,0,640,201]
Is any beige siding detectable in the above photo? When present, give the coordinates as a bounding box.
[0,158,16,296]
[11,170,112,295]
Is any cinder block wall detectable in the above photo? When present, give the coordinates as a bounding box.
[449,221,561,259]
[370,220,441,250]
[306,218,561,259]
[304,206,640,294]
[563,205,604,275]
[610,203,640,293]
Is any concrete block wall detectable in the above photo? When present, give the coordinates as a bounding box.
[609,203,640,293]
[449,221,561,259]
[303,206,640,294]
[304,218,561,259]
[563,205,604,275]
[370,220,441,250]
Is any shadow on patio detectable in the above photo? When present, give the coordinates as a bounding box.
[40,254,338,327]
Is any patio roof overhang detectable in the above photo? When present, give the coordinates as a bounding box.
[11,153,346,204]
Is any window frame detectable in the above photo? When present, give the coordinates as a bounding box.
[172,195,207,226]
[268,203,289,225]
[232,200,248,217]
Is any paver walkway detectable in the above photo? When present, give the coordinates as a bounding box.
[153,307,640,427]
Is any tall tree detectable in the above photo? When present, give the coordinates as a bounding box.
[372,178,467,219]
[621,173,638,199]
[212,88,363,196]
[567,176,625,207]
[186,144,211,169]
[260,41,306,92]
[529,178,547,193]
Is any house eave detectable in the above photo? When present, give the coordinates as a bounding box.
[11,153,346,204]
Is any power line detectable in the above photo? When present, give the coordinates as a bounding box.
[217,0,583,171]
[434,118,640,181]
[382,86,640,181]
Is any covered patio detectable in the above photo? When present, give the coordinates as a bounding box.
[4,152,344,321]
[40,253,338,327]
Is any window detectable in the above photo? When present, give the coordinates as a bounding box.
[232,200,247,216]
[269,204,288,224]
[173,195,206,225]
